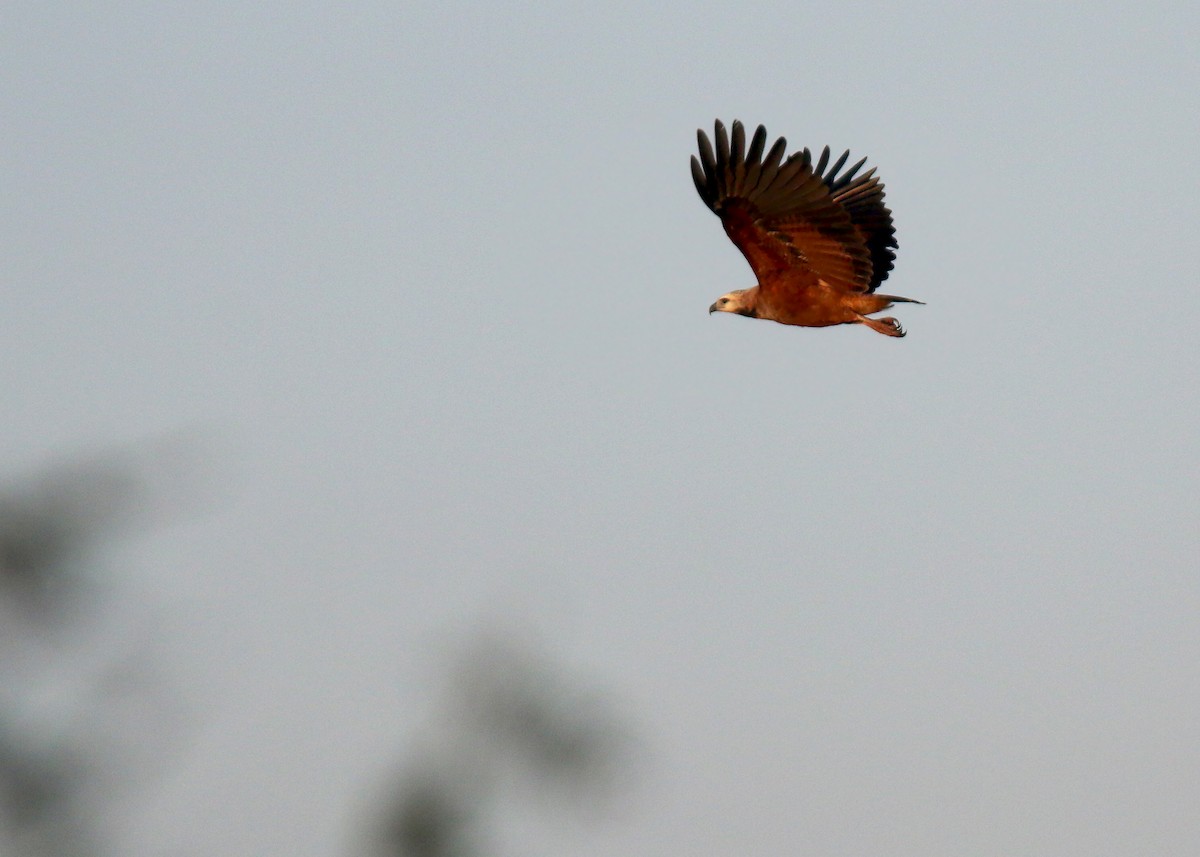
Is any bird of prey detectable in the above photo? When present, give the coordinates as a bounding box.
[691,120,921,337]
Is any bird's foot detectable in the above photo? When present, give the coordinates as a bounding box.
[860,315,906,338]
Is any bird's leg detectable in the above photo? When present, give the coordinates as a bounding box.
[856,315,906,337]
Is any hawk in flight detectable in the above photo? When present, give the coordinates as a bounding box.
[692,120,921,337]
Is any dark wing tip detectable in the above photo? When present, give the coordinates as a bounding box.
[690,155,708,200]
[714,120,730,167]
[695,127,716,173]
[827,149,850,181]
[814,145,831,175]
[746,124,767,163]
[730,120,745,166]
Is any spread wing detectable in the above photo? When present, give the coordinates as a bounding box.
[691,120,878,296]
[804,145,898,290]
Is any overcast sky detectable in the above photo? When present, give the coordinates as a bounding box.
[4,2,1199,855]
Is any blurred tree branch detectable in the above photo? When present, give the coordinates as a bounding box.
[368,632,636,857]
[0,443,193,856]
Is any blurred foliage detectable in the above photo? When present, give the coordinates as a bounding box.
[0,458,136,614]
[0,446,187,857]
[3,447,635,857]
[369,634,635,857]
[0,729,91,857]
[377,770,475,857]
[456,635,630,793]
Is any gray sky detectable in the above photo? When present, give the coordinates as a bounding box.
[4,2,1199,855]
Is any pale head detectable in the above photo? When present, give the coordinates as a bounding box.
[708,288,758,318]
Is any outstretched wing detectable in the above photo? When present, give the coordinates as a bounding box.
[803,145,898,291]
[691,120,873,297]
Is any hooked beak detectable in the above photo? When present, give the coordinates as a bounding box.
[708,302,720,314]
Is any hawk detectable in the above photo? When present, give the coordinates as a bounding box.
[691,120,922,337]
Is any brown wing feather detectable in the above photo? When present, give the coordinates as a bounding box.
[692,120,874,298]
[804,145,899,291]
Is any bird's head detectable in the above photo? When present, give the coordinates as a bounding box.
[709,289,758,318]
